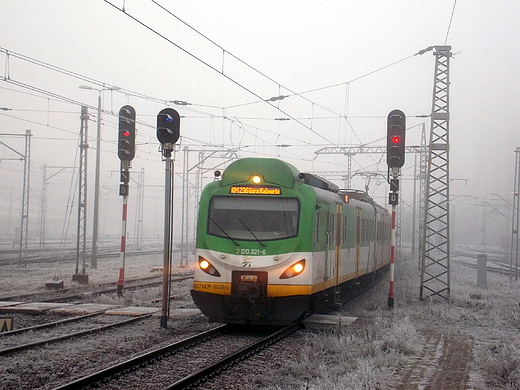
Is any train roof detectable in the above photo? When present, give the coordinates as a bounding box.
[220,159,380,207]
[221,158,300,188]
[221,158,341,194]
[297,172,340,193]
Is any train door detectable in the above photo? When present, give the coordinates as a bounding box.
[324,210,334,280]
[334,203,342,287]
[356,207,361,278]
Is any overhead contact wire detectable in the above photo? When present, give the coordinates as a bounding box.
[104,0,335,145]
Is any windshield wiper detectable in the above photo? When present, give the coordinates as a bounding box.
[237,217,266,247]
[209,217,240,246]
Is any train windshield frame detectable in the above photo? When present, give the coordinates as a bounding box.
[207,196,300,242]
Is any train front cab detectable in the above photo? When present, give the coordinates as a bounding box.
[191,171,317,325]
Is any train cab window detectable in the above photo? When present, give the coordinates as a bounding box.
[208,196,299,241]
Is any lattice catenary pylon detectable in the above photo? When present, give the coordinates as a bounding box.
[420,46,452,300]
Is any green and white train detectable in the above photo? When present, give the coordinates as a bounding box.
[191,158,391,325]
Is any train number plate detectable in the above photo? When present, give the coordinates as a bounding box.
[240,275,258,282]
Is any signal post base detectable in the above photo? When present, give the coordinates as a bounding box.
[72,274,89,285]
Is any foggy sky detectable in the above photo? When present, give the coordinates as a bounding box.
[0,1,519,247]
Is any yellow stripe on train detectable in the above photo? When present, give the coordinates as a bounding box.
[267,285,313,296]
[193,269,382,298]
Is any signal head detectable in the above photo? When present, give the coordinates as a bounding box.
[118,105,136,161]
[157,108,180,156]
[386,109,406,168]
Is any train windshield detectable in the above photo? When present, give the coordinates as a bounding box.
[208,196,299,241]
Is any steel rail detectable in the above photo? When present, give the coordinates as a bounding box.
[163,323,301,390]
[0,313,152,356]
[51,324,228,390]
[0,311,104,336]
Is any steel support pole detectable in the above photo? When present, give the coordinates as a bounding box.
[161,155,174,328]
[388,168,399,308]
[388,203,397,308]
[40,164,47,249]
[76,107,88,275]
[91,93,102,270]
[18,130,31,266]
[511,148,520,281]
[181,147,189,267]
[117,194,128,296]
[412,155,417,255]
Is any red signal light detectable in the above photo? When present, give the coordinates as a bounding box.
[392,136,401,144]
[123,130,130,137]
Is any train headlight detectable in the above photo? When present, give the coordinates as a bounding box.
[198,256,221,277]
[251,174,262,184]
[280,259,305,279]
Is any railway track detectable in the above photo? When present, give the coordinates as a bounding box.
[0,273,193,304]
[453,255,514,278]
[0,313,152,356]
[0,245,164,266]
[51,323,300,390]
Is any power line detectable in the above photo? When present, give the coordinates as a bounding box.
[0,48,316,149]
[1,37,419,151]
[1,74,315,153]
[444,0,458,45]
[287,53,418,97]
[0,111,79,136]
[0,33,427,160]
[143,1,423,146]
[104,0,336,145]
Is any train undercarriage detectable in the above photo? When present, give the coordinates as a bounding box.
[191,264,389,326]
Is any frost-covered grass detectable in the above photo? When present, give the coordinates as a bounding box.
[0,252,189,299]
[253,251,520,390]
[253,314,421,390]
[478,342,520,389]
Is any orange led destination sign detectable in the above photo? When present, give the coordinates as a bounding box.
[230,186,281,195]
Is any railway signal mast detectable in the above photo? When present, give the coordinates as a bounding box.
[156,108,181,329]
[117,105,136,297]
[386,109,406,309]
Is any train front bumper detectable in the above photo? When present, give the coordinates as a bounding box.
[191,289,310,326]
